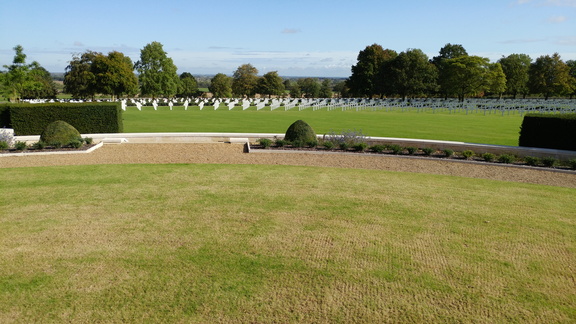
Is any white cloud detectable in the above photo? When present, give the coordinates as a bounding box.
[556,36,576,45]
[548,15,568,22]
[545,0,576,6]
[73,41,84,47]
[516,0,576,5]
[498,38,546,44]
[281,28,302,34]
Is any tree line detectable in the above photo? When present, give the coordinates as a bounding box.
[1,42,575,101]
[346,43,576,100]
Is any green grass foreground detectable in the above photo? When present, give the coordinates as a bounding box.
[1,164,575,322]
[122,106,523,146]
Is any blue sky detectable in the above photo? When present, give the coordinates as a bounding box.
[1,0,575,77]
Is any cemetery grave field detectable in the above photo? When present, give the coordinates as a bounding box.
[123,106,523,146]
[117,97,576,147]
[1,163,575,322]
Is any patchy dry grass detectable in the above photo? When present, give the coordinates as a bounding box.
[1,164,575,322]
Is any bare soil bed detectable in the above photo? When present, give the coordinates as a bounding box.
[1,143,575,188]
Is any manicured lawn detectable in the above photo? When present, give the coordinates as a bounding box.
[1,164,574,322]
[122,106,524,146]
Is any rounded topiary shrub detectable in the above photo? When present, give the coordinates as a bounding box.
[284,120,317,145]
[40,120,81,145]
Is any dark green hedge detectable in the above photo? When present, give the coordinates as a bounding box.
[519,113,576,151]
[0,105,11,128]
[5,103,123,135]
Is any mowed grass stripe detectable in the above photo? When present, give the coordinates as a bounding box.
[122,106,523,146]
[1,164,574,322]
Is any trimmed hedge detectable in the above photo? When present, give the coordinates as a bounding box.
[0,105,10,128]
[5,102,123,135]
[519,113,576,151]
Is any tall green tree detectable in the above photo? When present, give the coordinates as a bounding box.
[65,50,138,99]
[257,71,284,98]
[92,51,138,99]
[2,45,29,101]
[64,51,99,99]
[567,60,576,99]
[232,64,259,97]
[431,43,468,66]
[485,62,507,98]
[433,44,468,99]
[209,73,232,98]
[333,81,349,98]
[347,44,397,97]
[1,45,56,101]
[135,41,180,98]
[528,53,573,99]
[389,49,438,99]
[21,62,57,99]
[297,78,321,98]
[319,79,333,98]
[439,55,491,101]
[178,72,199,97]
[289,82,302,98]
[498,54,531,98]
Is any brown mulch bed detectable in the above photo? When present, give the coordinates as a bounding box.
[1,143,575,188]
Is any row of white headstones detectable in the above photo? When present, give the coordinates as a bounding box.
[23,97,576,114]
[121,98,576,114]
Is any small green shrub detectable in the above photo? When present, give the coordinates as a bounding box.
[284,120,316,144]
[442,149,454,157]
[50,141,62,149]
[568,159,576,170]
[370,144,386,153]
[32,141,46,150]
[524,156,539,166]
[258,138,272,148]
[275,138,287,147]
[0,141,8,150]
[406,147,418,155]
[306,139,318,148]
[14,141,27,151]
[84,137,93,145]
[541,157,557,168]
[40,120,81,145]
[421,147,435,156]
[322,141,334,149]
[68,140,83,148]
[482,153,496,162]
[462,150,475,159]
[339,142,350,150]
[353,143,368,152]
[291,140,304,148]
[498,154,514,164]
[387,144,402,155]
[324,129,368,148]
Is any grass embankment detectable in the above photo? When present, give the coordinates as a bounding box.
[1,164,574,322]
[122,106,523,146]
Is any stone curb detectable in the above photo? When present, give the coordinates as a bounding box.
[0,142,103,157]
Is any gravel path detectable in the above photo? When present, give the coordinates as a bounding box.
[2,143,576,188]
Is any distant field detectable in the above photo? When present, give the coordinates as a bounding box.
[1,164,574,322]
[122,106,524,146]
